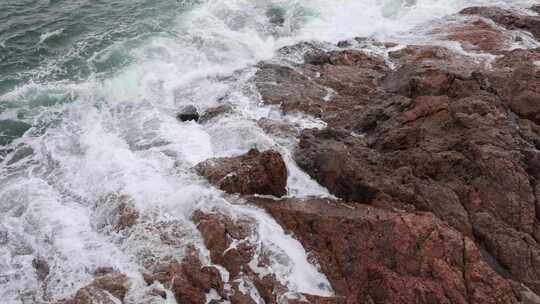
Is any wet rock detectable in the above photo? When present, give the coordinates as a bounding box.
[489,48,540,124]
[512,283,540,304]
[304,49,331,66]
[336,40,352,48]
[439,18,512,53]
[64,272,129,304]
[266,7,286,26]
[148,288,167,299]
[0,119,31,146]
[295,128,381,204]
[192,210,309,304]
[255,63,329,116]
[199,104,233,123]
[176,105,199,122]
[32,257,49,281]
[93,267,115,277]
[383,47,487,99]
[252,197,519,304]
[256,35,540,297]
[461,6,540,40]
[144,249,224,304]
[287,294,346,304]
[0,230,7,245]
[5,145,33,165]
[195,148,287,197]
[257,117,299,138]
[89,272,129,300]
[254,49,390,129]
[96,194,139,232]
[191,210,253,269]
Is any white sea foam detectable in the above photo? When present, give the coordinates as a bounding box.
[38,28,64,44]
[1,0,539,302]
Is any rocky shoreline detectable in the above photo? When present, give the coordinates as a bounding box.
[57,5,540,304]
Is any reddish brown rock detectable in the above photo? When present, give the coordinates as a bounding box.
[144,249,224,304]
[195,149,288,197]
[256,31,540,299]
[252,197,518,304]
[461,6,540,40]
[255,49,390,130]
[442,18,512,53]
[382,47,488,99]
[192,211,287,303]
[63,272,129,304]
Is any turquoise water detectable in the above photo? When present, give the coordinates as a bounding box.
[0,0,185,149]
[0,0,182,93]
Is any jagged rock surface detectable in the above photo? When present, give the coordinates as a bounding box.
[195,148,288,197]
[253,6,540,302]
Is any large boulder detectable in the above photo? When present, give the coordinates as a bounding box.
[195,149,288,197]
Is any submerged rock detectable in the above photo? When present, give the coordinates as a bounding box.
[195,148,287,197]
[32,257,49,281]
[199,104,233,123]
[0,119,31,146]
[266,7,286,26]
[176,105,199,122]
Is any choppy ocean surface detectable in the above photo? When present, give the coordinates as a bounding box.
[0,0,538,303]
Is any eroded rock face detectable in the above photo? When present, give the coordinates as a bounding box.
[253,6,540,300]
[461,6,540,40]
[490,48,540,125]
[252,197,518,304]
[195,149,288,197]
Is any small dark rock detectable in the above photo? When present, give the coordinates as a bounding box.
[32,257,49,281]
[177,105,199,122]
[337,40,352,48]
